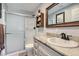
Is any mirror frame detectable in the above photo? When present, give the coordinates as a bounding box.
[46,3,79,28]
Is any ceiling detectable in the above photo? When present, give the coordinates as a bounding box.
[6,3,42,15]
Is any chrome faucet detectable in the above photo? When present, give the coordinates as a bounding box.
[60,33,70,40]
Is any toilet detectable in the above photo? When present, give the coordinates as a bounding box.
[25,44,33,56]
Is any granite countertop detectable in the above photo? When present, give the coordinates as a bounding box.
[34,34,79,56]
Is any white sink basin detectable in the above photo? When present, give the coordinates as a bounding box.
[47,37,79,48]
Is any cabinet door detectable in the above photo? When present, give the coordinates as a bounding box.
[38,41,61,56]
[0,24,4,51]
[38,46,50,56]
[33,39,39,56]
[33,48,38,56]
[34,39,39,49]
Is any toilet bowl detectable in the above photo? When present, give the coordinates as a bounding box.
[25,44,33,56]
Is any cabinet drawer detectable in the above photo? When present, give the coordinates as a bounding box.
[33,48,39,56]
[33,48,37,56]
[38,46,50,56]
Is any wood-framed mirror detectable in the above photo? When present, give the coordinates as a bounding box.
[46,3,79,28]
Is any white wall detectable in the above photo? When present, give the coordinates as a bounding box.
[36,3,79,36]
[25,17,36,44]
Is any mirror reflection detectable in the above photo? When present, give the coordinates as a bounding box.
[48,3,79,25]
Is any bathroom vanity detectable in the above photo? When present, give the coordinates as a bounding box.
[33,33,79,56]
[33,37,63,56]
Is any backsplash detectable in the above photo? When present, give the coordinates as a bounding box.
[45,27,79,36]
[71,36,79,42]
[46,32,79,43]
[37,26,79,43]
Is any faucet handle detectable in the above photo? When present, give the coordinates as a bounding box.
[67,35,72,37]
[67,35,72,40]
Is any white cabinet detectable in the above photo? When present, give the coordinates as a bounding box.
[33,38,62,56]
[33,39,39,56]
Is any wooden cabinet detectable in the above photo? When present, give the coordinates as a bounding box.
[33,38,62,56]
[0,24,4,52]
[36,12,44,28]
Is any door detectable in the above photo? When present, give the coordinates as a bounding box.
[5,13,25,54]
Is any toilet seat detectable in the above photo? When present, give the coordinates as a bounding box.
[25,44,33,56]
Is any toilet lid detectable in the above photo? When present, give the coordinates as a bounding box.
[25,44,33,48]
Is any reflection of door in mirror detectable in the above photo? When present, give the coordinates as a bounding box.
[48,13,56,25]
[71,6,79,22]
[64,3,79,22]
[48,15,53,25]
